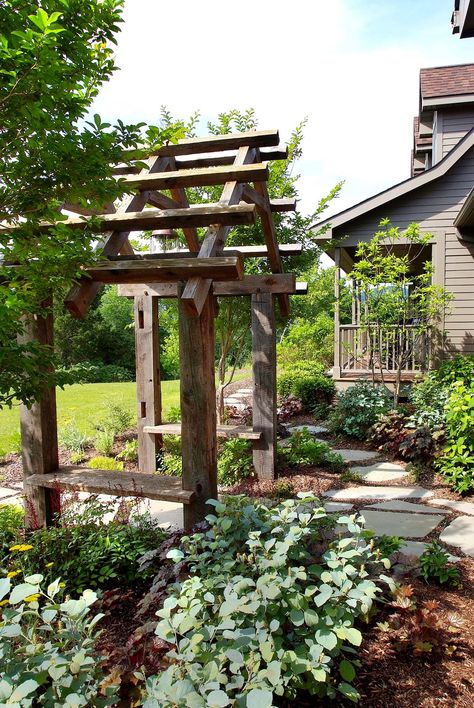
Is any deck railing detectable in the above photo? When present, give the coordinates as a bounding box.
[339,324,431,374]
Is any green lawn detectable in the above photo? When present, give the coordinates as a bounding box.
[0,369,250,453]
[0,380,180,453]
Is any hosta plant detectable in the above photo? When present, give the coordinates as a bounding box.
[144,494,393,706]
[0,574,116,707]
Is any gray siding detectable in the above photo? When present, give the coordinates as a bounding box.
[441,109,474,158]
[334,146,474,356]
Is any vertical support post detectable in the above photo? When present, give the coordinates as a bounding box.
[251,292,277,480]
[431,232,446,367]
[134,294,161,472]
[333,248,341,378]
[19,305,60,528]
[179,290,217,527]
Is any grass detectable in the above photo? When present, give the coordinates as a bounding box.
[0,369,250,453]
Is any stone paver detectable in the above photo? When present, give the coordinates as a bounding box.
[288,425,329,435]
[428,498,474,517]
[440,516,474,557]
[360,509,445,539]
[0,494,22,507]
[334,448,379,463]
[397,540,460,562]
[352,461,408,483]
[323,485,434,501]
[0,487,19,499]
[364,500,445,514]
[324,502,354,512]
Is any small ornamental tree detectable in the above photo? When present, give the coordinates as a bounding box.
[349,220,451,405]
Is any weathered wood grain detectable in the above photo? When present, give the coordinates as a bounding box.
[120,163,268,191]
[143,423,262,440]
[117,274,306,297]
[153,129,279,157]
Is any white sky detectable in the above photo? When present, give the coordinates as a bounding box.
[91,0,474,219]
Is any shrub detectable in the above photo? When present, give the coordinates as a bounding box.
[369,410,407,454]
[217,439,253,486]
[419,541,461,587]
[409,375,450,429]
[96,399,133,435]
[117,439,138,462]
[0,504,24,563]
[9,498,166,594]
[433,354,474,386]
[329,382,393,440]
[279,429,346,472]
[161,454,182,477]
[57,362,134,384]
[272,479,295,500]
[145,495,393,705]
[60,424,90,453]
[277,362,335,412]
[436,381,474,493]
[164,405,181,423]
[277,395,303,423]
[88,456,123,471]
[0,574,118,706]
[93,429,115,456]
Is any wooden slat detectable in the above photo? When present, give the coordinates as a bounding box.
[84,256,244,284]
[34,203,257,234]
[117,274,306,297]
[143,423,262,440]
[25,467,195,504]
[269,198,297,213]
[109,243,302,259]
[120,163,268,191]
[153,129,279,157]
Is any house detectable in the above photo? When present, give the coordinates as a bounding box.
[452,0,474,38]
[317,63,474,387]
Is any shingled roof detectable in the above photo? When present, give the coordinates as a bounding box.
[420,63,474,99]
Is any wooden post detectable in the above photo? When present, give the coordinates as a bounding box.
[333,248,341,378]
[134,294,161,472]
[251,292,277,480]
[19,306,60,528]
[179,290,217,527]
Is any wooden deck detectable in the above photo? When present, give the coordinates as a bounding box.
[25,467,195,504]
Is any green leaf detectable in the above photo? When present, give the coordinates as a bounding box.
[207,689,230,707]
[9,582,38,604]
[339,659,356,682]
[0,577,10,601]
[315,628,338,651]
[10,679,39,702]
[246,689,274,708]
[338,681,360,703]
[345,627,362,646]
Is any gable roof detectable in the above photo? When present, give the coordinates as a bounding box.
[420,63,474,100]
[316,126,474,238]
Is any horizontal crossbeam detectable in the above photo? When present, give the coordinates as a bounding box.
[149,129,280,158]
[84,255,244,284]
[108,243,302,260]
[143,424,261,440]
[120,163,268,191]
[117,274,307,297]
[25,467,195,504]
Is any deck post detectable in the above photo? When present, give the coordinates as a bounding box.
[251,292,277,480]
[134,294,161,472]
[179,289,218,527]
[19,304,60,528]
[333,248,341,378]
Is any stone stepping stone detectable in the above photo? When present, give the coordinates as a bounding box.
[324,502,354,512]
[333,448,379,463]
[428,498,474,517]
[398,540,460,562]
[361,509,445,539]
[364,500,445,514]
[352,461,408,482]
[323,485,434,501]
[288,425,329,435]
[0,495,23,507]
[440,516,474,557]
[0,487,19,499]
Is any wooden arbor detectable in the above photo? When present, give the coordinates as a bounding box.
[21,129,307,528]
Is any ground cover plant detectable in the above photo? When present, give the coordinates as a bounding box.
[144,494,393,705]
[329,381,393,440]
[279,429,346,472]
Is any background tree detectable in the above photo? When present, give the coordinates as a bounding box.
[349,220,452,405]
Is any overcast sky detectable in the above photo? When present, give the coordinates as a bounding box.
[91,0,474,219]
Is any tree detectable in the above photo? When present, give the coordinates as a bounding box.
[349,220,452,405]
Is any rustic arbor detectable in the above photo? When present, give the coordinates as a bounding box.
[18,129,307,528]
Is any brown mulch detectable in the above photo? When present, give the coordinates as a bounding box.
[354,560,474,707]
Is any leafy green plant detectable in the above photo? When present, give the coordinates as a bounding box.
[165,405,181,424]
[57,362,134,384]
[369,410,407,453]
[217,439,253,486]
[144,494,393,705]
[272,479,295,500]
[0,574,117,706]
[373,535,404,559]
[70,451,85,464]
[419,542,461,587]
[117,439,138,463]
[88,456,123,471]
[277,362,335,412]
[436,381,474,493]
[409,375,450,429]
[93,429,115,457]
[160,454,182,477]
[10,499,166,594]
[279,429,346,472]
[60,424,90,454]
[0,504,24,563]
[329,382,393,440]
[96,400,133,436]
